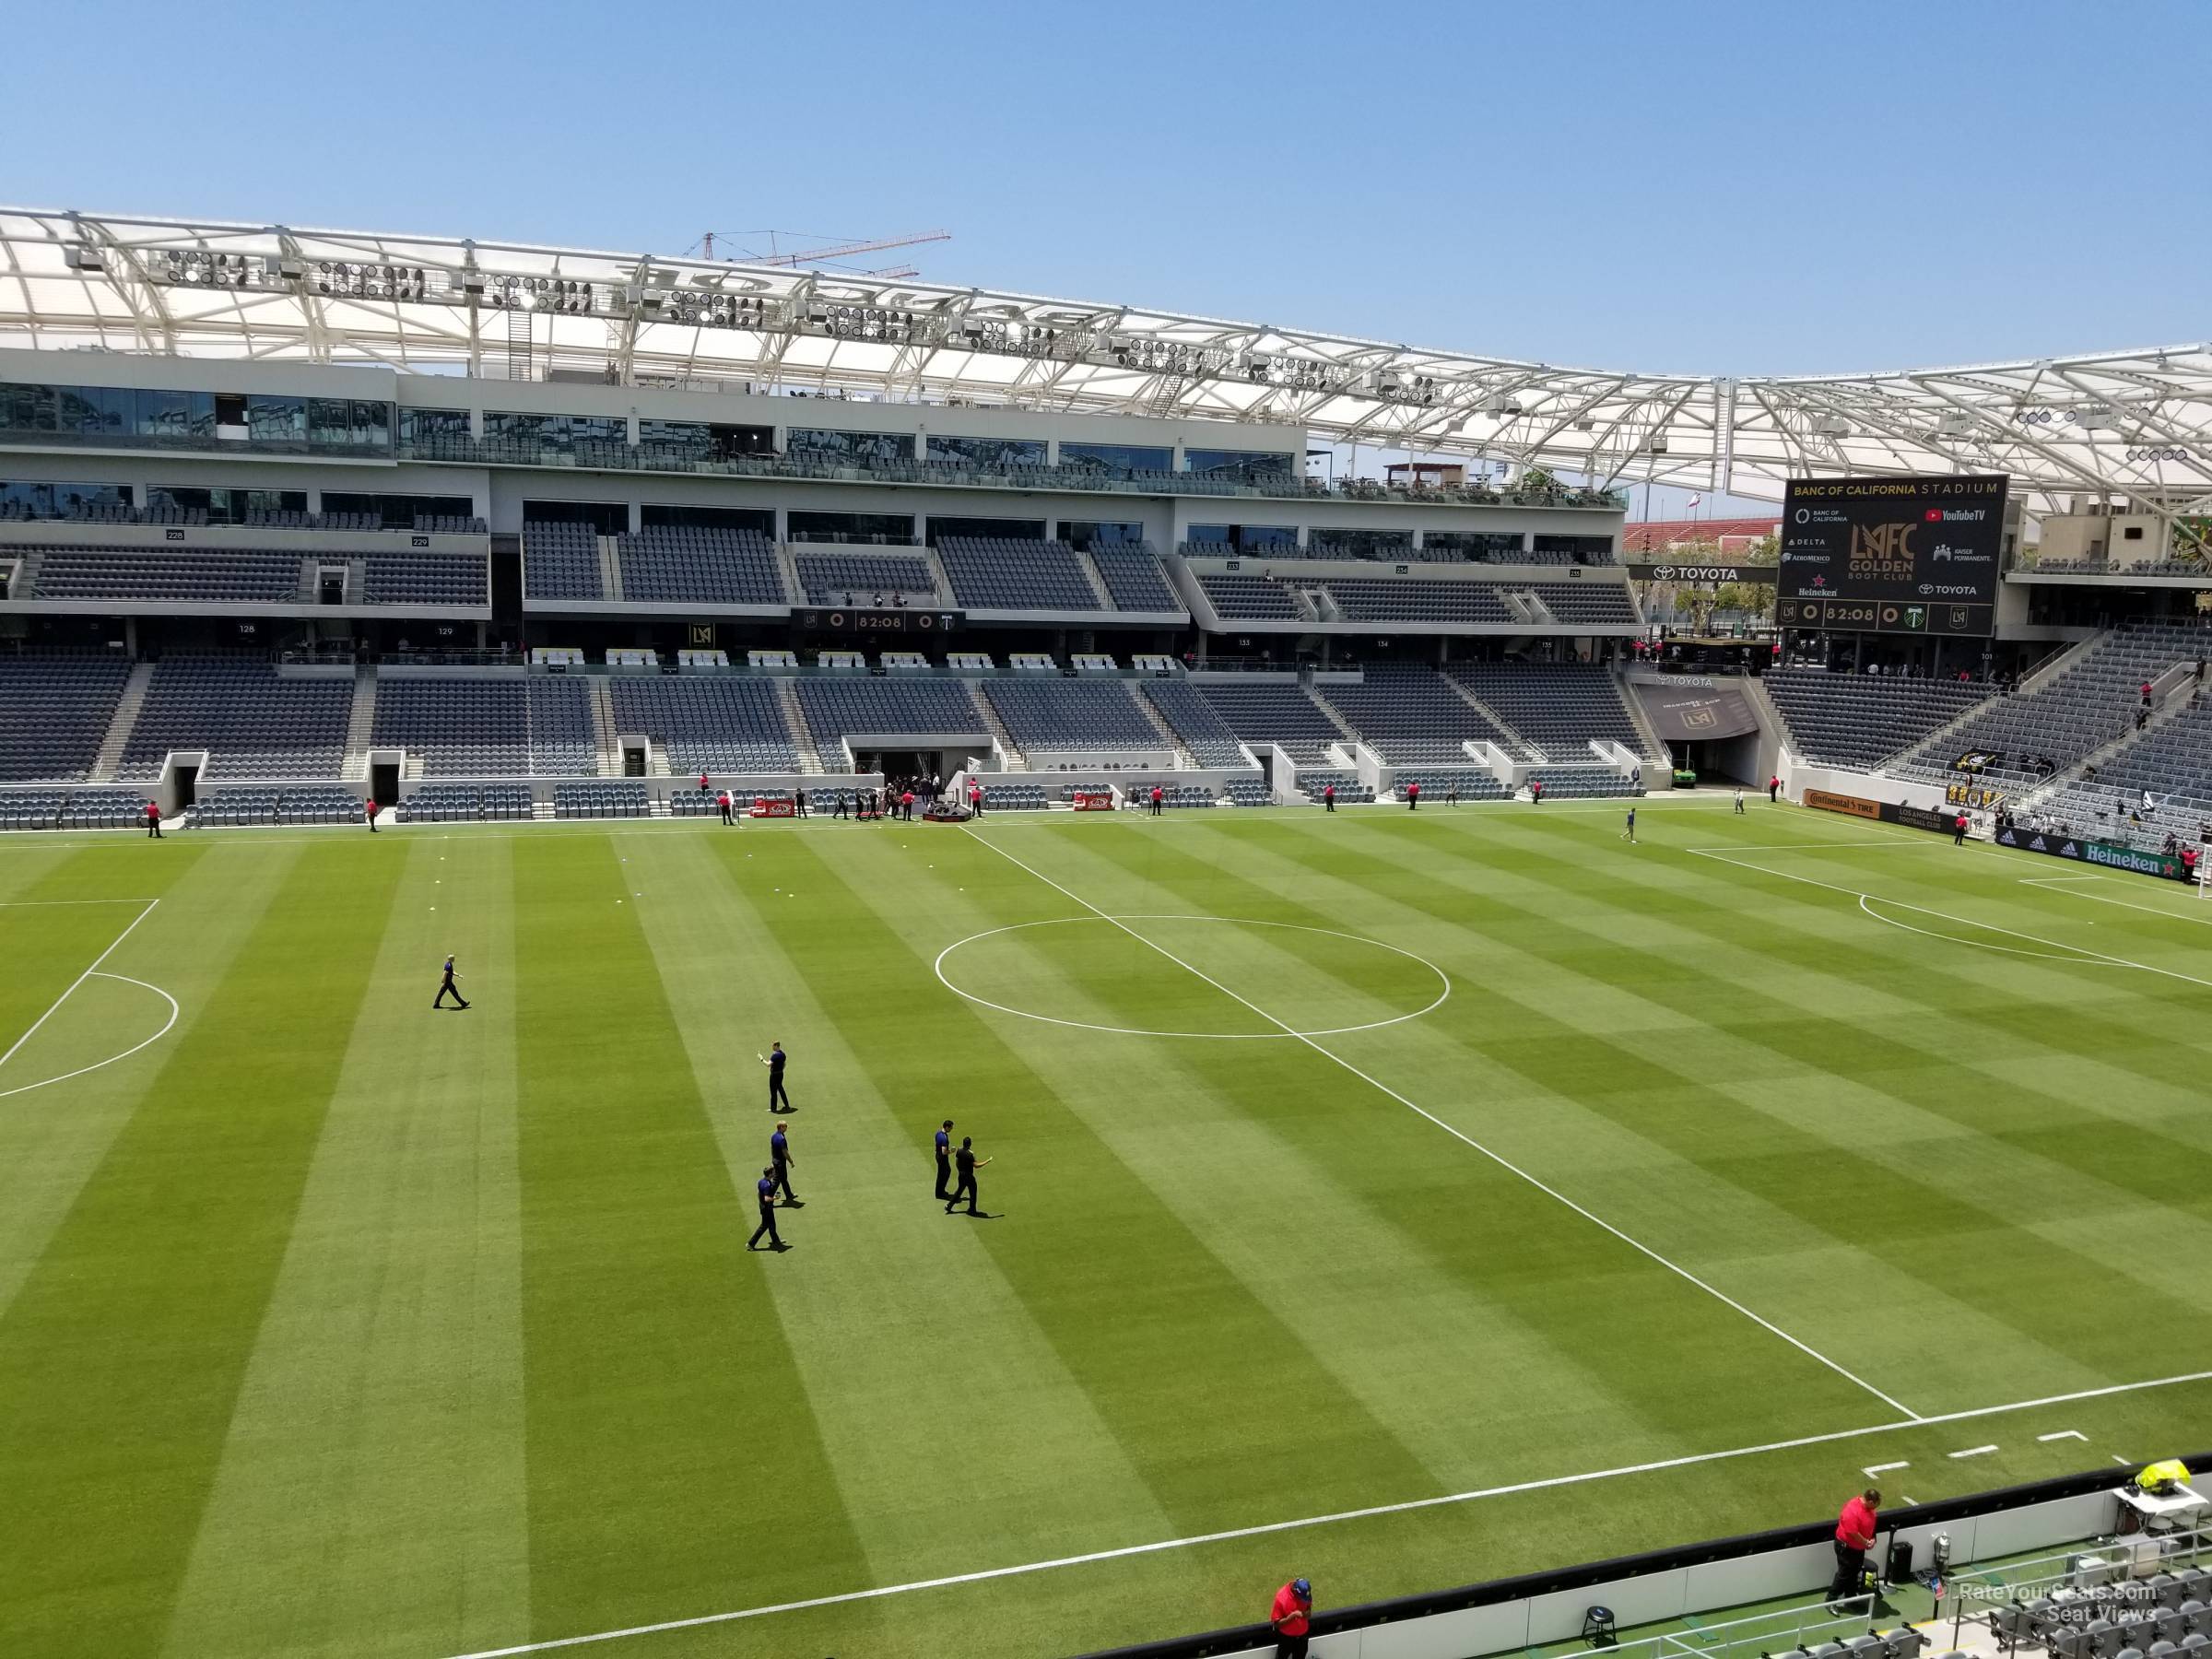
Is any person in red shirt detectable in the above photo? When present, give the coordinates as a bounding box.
[717,789,733,827]
[1323,782,1335,813]
[1150,783,1164,817]
[900,788,915,821]
[1406,781,1420,810]
[1769,774,1781,804]
[1269,1576,1312,1658]
[969,780,982,818]
[1828,1488,1880,1610]
[1529,779,1542,805]
[699,770,711,794]
[144,799,163,839]
[364,796,380,833]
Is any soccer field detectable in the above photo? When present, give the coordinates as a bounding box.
[2,799,2208,1659]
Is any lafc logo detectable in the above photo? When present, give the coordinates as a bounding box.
[1850,522,1918,559]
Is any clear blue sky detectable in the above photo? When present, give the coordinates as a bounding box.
[11,0,2203,511]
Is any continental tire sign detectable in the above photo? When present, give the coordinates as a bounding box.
[1806,789,1880,819]
[1779,474,2006,636]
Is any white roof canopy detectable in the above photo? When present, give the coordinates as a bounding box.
[4,206,2208,525]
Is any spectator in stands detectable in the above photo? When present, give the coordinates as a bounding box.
[1269,1577,1312,1659]
[2142,680,2154,706]
[1324,782,1335,813]
[144,798,162,839]
[365,795,380,833]
[700,770,711,794]
[2136,706,2149,732]
[1828,1488,1880,1611]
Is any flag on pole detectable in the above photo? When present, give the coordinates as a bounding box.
[1685,493,1703,509]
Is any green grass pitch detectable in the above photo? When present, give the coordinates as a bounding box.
[1,799,2207,1658]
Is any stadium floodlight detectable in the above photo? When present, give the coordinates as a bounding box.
[1810,415,1853,437]
[63,243,104,272]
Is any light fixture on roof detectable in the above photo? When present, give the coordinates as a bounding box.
[63,243,105,272]
[1810,414,1853,437]
[1935,411,1974,435]
[2077,406,2120,430]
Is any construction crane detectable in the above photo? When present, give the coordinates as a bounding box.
[694,229,949,277]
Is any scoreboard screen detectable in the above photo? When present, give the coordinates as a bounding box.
[1776,474,2007,636]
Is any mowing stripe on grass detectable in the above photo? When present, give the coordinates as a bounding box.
[512,835,875,1644]
[965,823,1924,1421]
[159,835,532,1659]
[774,831,1447,1535]
[629,831,1182,1594]
[0,841,405,1659]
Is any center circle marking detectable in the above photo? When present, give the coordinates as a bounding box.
[933,914,1451,1040]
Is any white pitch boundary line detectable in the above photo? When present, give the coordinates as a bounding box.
[439,1365,2212,1659]
[960,829,1924,1422]
[1686,847,2212,994]
[2039,1430,2088,1443]
[1864,1460,1910,1477]
[1948,1444,2000,1459]
[2021,876,2212,928]
[0,899,160,1076]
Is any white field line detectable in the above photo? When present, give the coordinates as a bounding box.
[440,1366,2212,1659]
[2020,876,2212,928]
[1688,844,2212,993]
[1864,1460,1910,1477]
[0,900,159,1075]
[961,829,1924,1421]
[1948,1444,2000,1459]
[0,972,179,1100]
[0,898,158,906]
[2039,1430,2088,1443]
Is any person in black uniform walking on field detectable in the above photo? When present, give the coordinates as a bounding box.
[747,1166,787,1251]
[763,1041,794,1112]
[945,1135,991,1216]
[934,1119,955,1200]
[434,953,470,1009]
[770,1124,801,1206]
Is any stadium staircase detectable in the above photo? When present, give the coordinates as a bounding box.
[88,662,155,782]
[1301,678,1361,746]
[339,665,378,780]
[1618,670,1673,763]
[2015,631,2107,697]
[920,545,955,606]
[294,560,319,603]
[1870,681,2003,771]
[587,679,622,775]
[1440,676,1533,759]
[1069,547,1116,610]
[774,542,806,606]
[970,683,1027,768]
[2014,660,2199,815]
[11,547,45,597]
[595,535,626,602]
[773,679,826,772]
[1131,688,1196,767]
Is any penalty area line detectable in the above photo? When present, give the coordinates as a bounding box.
[439,1366,2212,1659]
[959,830,1923,1422]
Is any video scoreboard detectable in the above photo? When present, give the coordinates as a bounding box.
[1775,474,2007,637]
